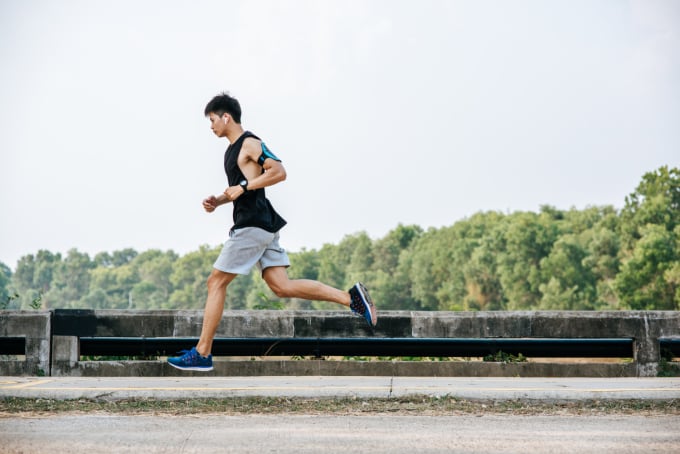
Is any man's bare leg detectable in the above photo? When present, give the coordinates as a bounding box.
[196,269,237,356]
[262,266,376,326]
[262,266,351,306]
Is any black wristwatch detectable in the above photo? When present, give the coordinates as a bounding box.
[239,179,248,193]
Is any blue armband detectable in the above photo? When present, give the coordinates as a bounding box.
[257,142,281,166]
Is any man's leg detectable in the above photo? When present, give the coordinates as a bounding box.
[262,266,376,326]
[167,268,237,371]
[196,268,237,356]
[262,266,350,306]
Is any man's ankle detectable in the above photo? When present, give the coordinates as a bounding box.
[195,346,210,357]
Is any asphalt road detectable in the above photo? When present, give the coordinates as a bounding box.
[2,376,678,453]
[2,413,679,454]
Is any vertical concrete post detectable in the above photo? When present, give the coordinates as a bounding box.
[50,336,80,377]
[633,311,680,377]
[0,311,51,376]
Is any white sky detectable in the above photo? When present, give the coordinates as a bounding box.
[1,0,678,269]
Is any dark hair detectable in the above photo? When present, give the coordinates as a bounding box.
[204,92,242,123]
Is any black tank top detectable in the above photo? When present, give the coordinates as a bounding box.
[223,131,287,233]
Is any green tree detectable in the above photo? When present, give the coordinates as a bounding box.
[317,232,371,291]
[12,250,62,308]
[615,224,679,310]
[225,273,255,310]
[169,245,220,309]
[345,232,375,288]
[86,260,139,309]
[409,227,455,310]
[496,211,559,310]
[538,235,597,310]
[665,254,680,310]
[544,206,620,309]
[6,167,677,312]
[410,219,483,311]
[244,271,278,309]
[0,262,12,308]
[463,234,505,311]
[47,249,95,308]
[370,224,422,310]
[459,212,506,311]
[286,248,322,309]
[94,248,138,268]
[620,166,680,248]
[616,166,680,310]
[372,224,422,271]
[80,288,108,309]
[289,248,320,281]
[129,250,178,309]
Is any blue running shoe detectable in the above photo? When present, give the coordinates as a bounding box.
[349,282,377,327]
[167,347,213,371]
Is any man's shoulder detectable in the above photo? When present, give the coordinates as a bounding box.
[237,134,263,162]
[241,132,262,149]
[242,135,262,145]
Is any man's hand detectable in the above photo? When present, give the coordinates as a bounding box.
[223,185,245,201]
[202,196,218,213]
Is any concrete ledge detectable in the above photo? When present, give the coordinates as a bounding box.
[2,310,679,377]
[3,376,679,402]
[61,360,638,378]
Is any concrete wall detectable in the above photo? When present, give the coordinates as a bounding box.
[2,310,678,377]
[0,311,51,376]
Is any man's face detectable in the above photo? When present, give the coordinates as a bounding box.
[208,112,229,137]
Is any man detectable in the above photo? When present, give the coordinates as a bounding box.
[168,92,376,371]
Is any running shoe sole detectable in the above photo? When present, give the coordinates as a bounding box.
[351,282,377,327]
[167,363,214,372]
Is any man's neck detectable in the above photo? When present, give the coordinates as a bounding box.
[226,125,246,144]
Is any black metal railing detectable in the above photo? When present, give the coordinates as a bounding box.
[78,337,635,358]
[0,337,25,355]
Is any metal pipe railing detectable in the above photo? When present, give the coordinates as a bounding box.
[79,337,634,358]
[0,337,25,355]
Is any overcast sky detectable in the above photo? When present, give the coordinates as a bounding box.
[1,0,678,269]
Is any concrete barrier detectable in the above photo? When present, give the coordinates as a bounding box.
[0,310,51,376]
[1,310,678,377]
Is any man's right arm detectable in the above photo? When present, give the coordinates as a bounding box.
[202,193,231,213]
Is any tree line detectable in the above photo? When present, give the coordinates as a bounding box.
[2,166,678,312]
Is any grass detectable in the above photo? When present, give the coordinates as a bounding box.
[658,350,680,377]
[1,396,678,416]
[483,351,527,363]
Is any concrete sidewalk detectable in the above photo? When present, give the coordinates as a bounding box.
[1,376,678,401]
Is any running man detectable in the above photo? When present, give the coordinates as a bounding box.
[168,92,376,371]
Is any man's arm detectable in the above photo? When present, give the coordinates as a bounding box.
[202,193,231,213]
[224,139,287,200]
[247,156,287,190]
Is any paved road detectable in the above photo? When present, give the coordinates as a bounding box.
[2,377,678,453]
[1,376,679,401]
[2,413,679,453]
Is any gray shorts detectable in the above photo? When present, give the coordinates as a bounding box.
[213,227,290,275]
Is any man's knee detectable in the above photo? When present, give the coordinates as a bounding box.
[207,270,234,290]
[264,270,292,298]
[267,280,291,298]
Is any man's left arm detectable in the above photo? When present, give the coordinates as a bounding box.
[223,140,287,200]
[244,141,287,191]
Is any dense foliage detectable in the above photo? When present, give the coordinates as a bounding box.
[2,166,678,311]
